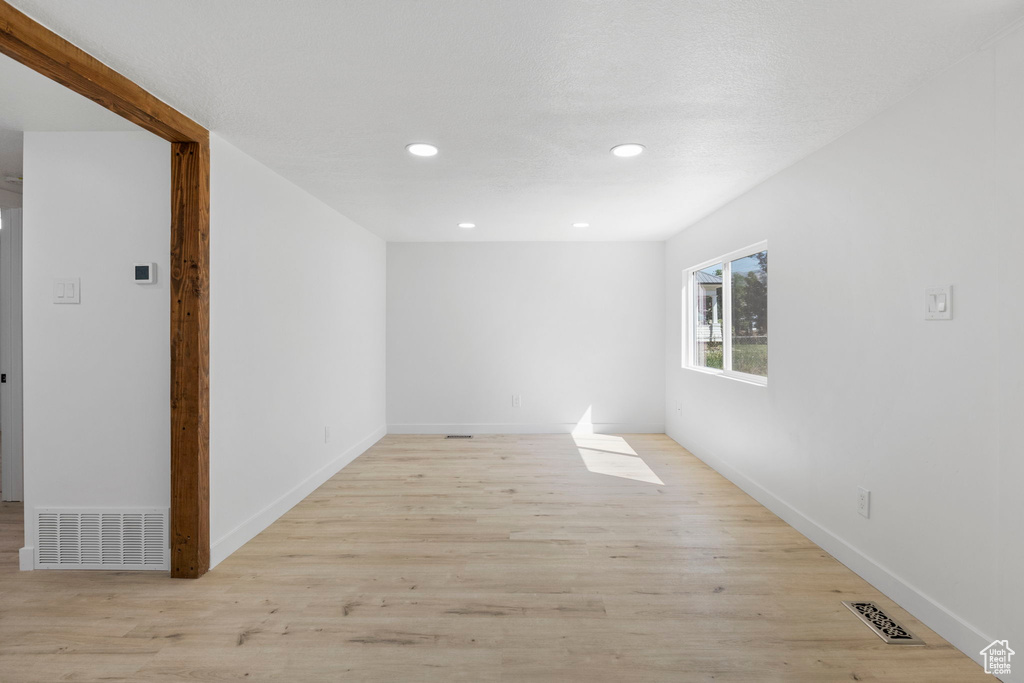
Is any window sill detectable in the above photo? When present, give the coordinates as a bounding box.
[682,365,768,387]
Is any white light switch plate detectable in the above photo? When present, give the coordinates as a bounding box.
[925,285,951,320]
[53,278,81,304]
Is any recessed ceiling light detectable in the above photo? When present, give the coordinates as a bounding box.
[406,143,438,157]
[573,222,590,228]
[611,143,645,157]
[458,222,476,229]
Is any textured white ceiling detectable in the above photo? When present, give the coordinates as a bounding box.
[0,54,139,194]
[8,0,1024,241]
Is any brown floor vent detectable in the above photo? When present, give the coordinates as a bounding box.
[445,435,473,439]
[842,601,925,644]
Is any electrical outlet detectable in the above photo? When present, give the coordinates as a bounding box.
[512,393,522,408]
[857,487,870,518]
[325,426,331,443]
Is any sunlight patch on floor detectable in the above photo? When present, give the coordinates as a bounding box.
[576,448,665,484]
[572,433,638,456]
[571,407,664,485]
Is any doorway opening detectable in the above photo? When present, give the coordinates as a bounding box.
[0,170,23,569]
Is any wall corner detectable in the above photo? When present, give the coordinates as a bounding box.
[19,546,33,570]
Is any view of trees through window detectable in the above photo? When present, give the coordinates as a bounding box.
[730,251,768,376]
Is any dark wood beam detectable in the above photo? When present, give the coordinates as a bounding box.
[170,140,210,578]
[0,0,211,578]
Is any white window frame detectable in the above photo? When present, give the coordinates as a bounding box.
[682,240,768,386]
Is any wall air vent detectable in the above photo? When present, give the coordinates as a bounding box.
[842,601,925,644]
[35,508,168,570]
[445,435,473,439]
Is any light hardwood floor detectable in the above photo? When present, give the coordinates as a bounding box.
[0,434,987,681]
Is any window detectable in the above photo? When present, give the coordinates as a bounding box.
[685,243,768,382]
[693,263,724,370]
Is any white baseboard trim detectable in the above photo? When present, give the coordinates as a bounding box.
[387,423,664,435]
[666,431,992,673]
[210,425,386,569]
[19,546,33,571]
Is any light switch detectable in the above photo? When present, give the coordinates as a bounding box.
[53,278,81,304]
[925,285,952,320]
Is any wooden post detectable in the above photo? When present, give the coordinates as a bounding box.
[170,140,210,578]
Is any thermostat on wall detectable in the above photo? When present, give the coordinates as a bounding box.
[134,263,156,284]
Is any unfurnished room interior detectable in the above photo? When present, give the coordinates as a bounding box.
[0,1,1021,681]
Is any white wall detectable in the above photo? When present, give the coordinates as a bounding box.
[209,134,386,567]
[664,32,1022,675]
[22,132,170,556]
[388,242,664,433]
[993,27,1024,681]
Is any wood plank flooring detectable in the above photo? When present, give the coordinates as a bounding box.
[0,434,988,681]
